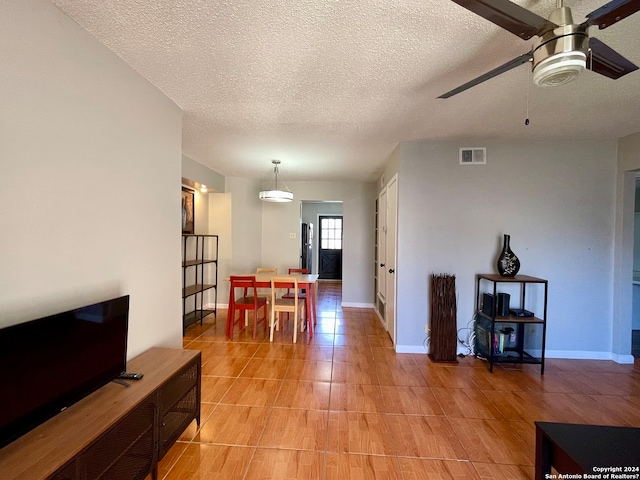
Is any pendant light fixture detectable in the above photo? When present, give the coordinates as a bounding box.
[259,160,293,203]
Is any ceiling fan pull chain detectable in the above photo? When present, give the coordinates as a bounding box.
[525,61,531,126]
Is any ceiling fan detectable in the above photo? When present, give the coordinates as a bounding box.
[438,0,640,98]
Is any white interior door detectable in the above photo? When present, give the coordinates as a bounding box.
[385,175,398,345]
[377,187,387,301]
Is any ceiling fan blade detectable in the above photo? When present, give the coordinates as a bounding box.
[437,52,532,99]
[450,0,556,39]
[587,37,639,79]
[583,0,640,30]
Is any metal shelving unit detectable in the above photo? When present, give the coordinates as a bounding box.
[182,234,218,334]
[474,274,548,374]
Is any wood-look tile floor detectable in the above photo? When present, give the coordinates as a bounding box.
[159,281,640,480]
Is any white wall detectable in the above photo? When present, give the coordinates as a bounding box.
[395,140,618,358]
[227,177,264,273]
[182,154,225,193]
[0,0,183,358]
[379,145,401,190]
[209,193,232,308]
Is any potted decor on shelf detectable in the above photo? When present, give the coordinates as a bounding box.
[496,234,520,277]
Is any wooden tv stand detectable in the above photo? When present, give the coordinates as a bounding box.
[0,347,201,480]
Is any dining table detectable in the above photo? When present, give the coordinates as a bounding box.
[225,272,319,337]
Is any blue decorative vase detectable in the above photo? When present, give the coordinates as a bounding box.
[497,234,520,277]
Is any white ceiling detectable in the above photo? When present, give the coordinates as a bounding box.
[50,0,640,182]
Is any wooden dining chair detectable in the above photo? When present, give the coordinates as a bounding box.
[254,267,276,309]
[269,276,306,343]
[282,268,313,333]
[256,267,277,274]
[227,276,268,339]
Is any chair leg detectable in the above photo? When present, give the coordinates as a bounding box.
[293,309,297,344]
[226,304,233,337]
[298,306,307,342]
[239,311,245,332]
[227,306,237,337]
[269,306,275,342]
[263,304,268,335]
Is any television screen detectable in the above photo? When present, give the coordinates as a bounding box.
[0,295,129,449]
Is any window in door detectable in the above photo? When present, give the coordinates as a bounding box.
[320,217,342,249]
[319,216,343,280]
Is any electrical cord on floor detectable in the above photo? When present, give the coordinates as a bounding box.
[423,334,430,354]
[457,316,476,357]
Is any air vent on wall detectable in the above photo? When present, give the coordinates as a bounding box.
[459,147,486,165]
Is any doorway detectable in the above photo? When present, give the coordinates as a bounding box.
[318,215,343,280]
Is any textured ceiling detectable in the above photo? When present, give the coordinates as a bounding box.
[50,0,640,182]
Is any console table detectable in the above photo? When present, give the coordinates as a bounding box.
[0,347,201,480]
[535,421,640,479]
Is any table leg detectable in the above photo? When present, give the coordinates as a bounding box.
[535,424,552,480]
[306,285,313,338]
[309,283,317,326]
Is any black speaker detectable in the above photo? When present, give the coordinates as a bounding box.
[496,293,510,317]
[481,293,494,316]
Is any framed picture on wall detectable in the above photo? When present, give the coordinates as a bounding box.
[182,188,194,234]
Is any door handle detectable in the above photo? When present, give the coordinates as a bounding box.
[389,268,395,274]
[380,263,385,267]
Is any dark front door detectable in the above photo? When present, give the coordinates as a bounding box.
[318,216,342,280]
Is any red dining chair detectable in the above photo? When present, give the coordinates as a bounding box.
[282,268,308,298]
[227,276,268,339]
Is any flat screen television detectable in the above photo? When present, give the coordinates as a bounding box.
[0,295,130,449]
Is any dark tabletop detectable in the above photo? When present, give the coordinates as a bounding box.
[536,422,640,469]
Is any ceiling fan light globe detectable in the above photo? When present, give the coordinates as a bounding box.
[533,51,586,87]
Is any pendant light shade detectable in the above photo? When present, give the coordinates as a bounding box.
[259,189,294,202]
[259,160,293,203]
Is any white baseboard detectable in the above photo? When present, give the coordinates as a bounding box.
[395,345,428,354]
[394,346,635,365]
[611,353,635,364]
[204,303,225,310]
[542,349,635,364]
[541,349,609,360]
[341,302,375,308]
